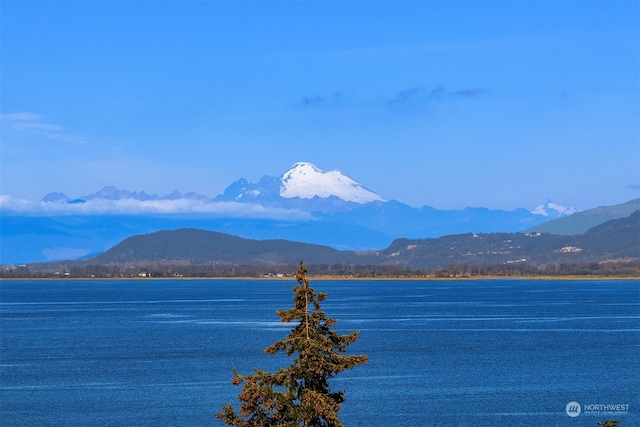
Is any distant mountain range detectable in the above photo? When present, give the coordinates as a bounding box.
[526,198,640,235]
[35,162,572,217]
[1,162,634,265]
[29,211,640,272]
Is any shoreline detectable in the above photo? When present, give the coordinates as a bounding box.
[2,275,638,281]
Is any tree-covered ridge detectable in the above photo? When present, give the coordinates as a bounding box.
[377,210,639,269]
[217,262,367,426]
[92,228,359,265]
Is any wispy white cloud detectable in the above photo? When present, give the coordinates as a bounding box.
[0,112,82,143]
[0,195,314,221]
[0,112,43,122]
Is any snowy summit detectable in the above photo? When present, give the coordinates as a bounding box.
[531,199,577,217]
[279,162,385,204]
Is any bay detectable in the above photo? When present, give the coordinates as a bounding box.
[1,278,638,426]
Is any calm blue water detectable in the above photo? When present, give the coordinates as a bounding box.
[1,279,638,427]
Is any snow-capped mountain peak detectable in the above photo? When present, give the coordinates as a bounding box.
[279,162,385,203]
[531,199,577,217]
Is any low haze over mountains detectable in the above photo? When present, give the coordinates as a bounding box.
[1,163,637,264]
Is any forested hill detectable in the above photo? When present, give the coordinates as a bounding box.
[92,228,368,265]
[375,210,639,269]
[86,211,638,269]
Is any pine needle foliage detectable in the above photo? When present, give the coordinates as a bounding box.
[217,261,368,426]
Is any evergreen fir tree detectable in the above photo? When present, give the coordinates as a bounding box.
[217,261,367,426]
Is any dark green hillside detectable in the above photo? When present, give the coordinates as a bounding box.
[526,198,640,235]
[371,211,640,269]
[574,210,640,258]
[93,228,365,265]
[372,232,570,269]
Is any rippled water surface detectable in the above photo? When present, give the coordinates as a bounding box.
[1,279,638,426]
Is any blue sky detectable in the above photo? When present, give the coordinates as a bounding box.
[1,1,638,210]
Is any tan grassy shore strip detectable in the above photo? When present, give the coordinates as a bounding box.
[3,275,638,281]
